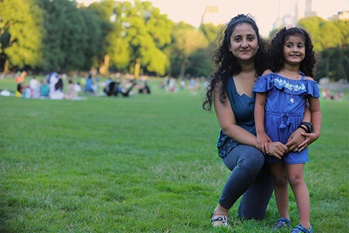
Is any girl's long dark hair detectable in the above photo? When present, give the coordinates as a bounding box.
[268,27,316,77]
[202,14,269,111]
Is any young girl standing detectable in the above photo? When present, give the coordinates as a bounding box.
[253,26,322,233]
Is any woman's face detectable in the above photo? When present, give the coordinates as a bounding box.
[229,23,259,62]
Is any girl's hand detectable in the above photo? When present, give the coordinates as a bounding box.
[286,128,307,152]
[266,142,288,159]
[256,133,271,154]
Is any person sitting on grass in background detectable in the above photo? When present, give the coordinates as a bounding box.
[85,74,95,95]
[253,26,322,233]
[40,78,50,98]
[104,78,137,97]
[120,78,137,97]
[15,83,26,97]
[65,79,78,100]
[138,81,151,94]
[47,72,64,100]
[103,77,119,96]
[29,76,40,98]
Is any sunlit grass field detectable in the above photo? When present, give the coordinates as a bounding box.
[0,77,348,232]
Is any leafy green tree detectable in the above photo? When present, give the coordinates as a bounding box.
[297,18,348,80]
[317,46,348,81]
[199,23,222,43]
[318,21,343,49]
[89,0,122,75]
[186,47,214,77]
[170,22,209,79]
[119,0,173,76]
[78,7,103,71]
[0,0,43,72]
[37,0,68,71]
[334,20,349,45]
[37,0,98,72]
[333,20,349,81]
[298,16,326,52]
[60,4,91,72]
[90,0,172,76]
[190,22,221,78]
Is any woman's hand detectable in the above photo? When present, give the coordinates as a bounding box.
[256,132,271,154]
[266,142,288,159]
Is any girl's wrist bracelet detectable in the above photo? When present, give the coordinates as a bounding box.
[298,122,313,133]
[298,125,308,132]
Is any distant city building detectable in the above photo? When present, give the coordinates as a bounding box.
[329,11,349,21]
[273,0,348,32]
[304,0,317,17]
[200,5,219,25]
[273,0,302,30]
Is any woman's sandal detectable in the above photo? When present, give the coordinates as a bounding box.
[210,214,229,227]
[291,224,313,233]
[272,217,291,229]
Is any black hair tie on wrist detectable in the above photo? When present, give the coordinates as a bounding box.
[298,125,308,132]
[298,122,313,133]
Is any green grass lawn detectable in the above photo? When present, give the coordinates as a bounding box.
[0,77,348,232]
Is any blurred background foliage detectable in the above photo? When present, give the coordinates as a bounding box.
[0,0,348,81]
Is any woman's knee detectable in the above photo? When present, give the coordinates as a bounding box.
[238,148,265,175]
[242,148,264,168]
[224,145,265,172]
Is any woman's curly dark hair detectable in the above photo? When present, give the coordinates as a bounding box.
[268,27,316,77]
[202,14,269,111]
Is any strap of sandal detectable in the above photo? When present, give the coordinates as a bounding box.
[273,217,291,229]
[210,215,229,226]
[277,217,291,225]
[292,224,312,233]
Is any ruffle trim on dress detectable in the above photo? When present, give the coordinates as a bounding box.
[254,73,320,97]
[303,79,320,98]
[273,76,306,95]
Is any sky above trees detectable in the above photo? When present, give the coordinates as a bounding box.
[77,0,349,36]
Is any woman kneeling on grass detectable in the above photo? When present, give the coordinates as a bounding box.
[202,14,312,228]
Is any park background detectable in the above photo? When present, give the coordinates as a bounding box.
[1,0,349,232]
[0,0,348,82]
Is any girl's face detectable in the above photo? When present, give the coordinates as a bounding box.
[283,35,305,65]
[229,23,259,62]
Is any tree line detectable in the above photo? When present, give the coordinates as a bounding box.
[0,0,348,81]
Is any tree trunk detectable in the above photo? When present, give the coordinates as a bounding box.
[134,58,140,78]
[99,55,110,76]
[179,56,188,79]
[4,59,9,74]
